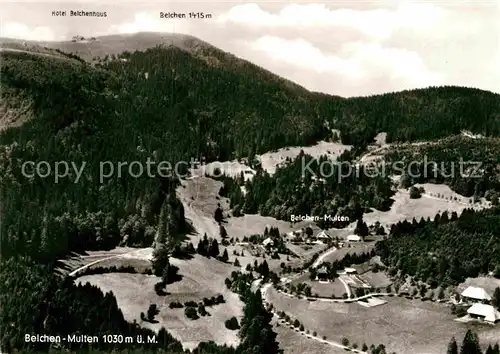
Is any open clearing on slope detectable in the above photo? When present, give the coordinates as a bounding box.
[1,32,220,62]
[416,183,489,206]
[196,141,352,178]
[76,257,151,273]
[76,255,243,350]
[177,177,225,242]
[266,287,500,354]
[359,183,489,230]
[257,141,352,175]
[359,271,392,289]
[224,214,312,243]
[193,160,255,180]
[0,91,35,131]
[178,177,315,242]
[286,242,330,260]
[57,247,152,276]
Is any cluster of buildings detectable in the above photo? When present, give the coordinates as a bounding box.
[259,225,364,255]
[316,230,361,243]
[286,225,362,245]
[459,286,500,324]
[316,266,358,281]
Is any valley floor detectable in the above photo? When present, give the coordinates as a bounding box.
[265,286,500,354]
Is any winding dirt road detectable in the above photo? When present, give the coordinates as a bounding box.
[68,248,151,277]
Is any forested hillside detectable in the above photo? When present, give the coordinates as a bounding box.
[375,207,500,287]
[2,34,500,354]
[385,135,500,198]
[0,43,323,354]
[2,38,500,270]
[0,257,185,353]
[100,46,330,160]
[0,45,331,262]
[6,32,500,149]
[317,86,500,146]
[0,256,277,354]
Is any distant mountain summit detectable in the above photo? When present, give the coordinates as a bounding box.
[0,32,310,94]
[1,32,214,61]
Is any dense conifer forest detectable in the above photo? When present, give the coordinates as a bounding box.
[376,207,500,287]
[0,46,331,262]
[385,135,500,197]
[317,86,500,145]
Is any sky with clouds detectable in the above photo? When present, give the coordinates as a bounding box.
[1,0,499,97]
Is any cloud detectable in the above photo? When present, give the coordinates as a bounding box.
[342,41,443,87]
[1,2,496,96]
[1,22,56,41]
[250,36,442,90]
[218,3,445,40]
[109,12,190,35]
[251,36,362,79]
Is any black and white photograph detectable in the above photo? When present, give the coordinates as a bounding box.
[1,1,500,354]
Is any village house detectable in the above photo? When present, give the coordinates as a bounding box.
[316,230,332,242]
[467,303,500,324]
[461,286,492,304]
[316,266,329,281]
[262,237,274,247]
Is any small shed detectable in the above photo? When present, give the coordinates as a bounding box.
[345,267,357,274]
[347,235,361,242]
[262,237,274,247]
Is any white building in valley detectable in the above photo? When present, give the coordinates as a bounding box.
[262,237,274,247]
[461,286,492,303]
[316,230,332,242]
[467,303,500,323]
[347,235,361,242]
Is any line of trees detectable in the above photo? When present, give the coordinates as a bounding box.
[447,330,499,354]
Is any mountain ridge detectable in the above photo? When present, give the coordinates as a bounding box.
[0,32,313,95]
